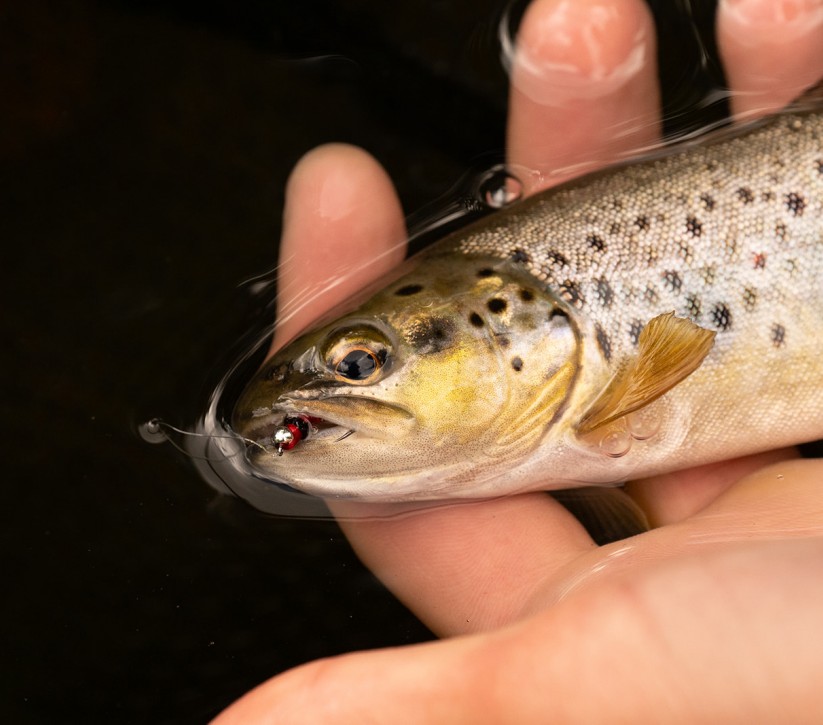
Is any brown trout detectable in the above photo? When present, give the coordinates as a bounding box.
[233,96,823,502]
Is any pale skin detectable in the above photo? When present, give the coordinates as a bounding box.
[214,0,823,722]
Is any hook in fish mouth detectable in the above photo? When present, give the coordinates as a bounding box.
[240,413,354,455]
[238,395,416,455]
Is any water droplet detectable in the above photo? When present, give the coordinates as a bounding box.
[600,428,632,458]
[627,407,661,440]
[477,166,523,209]
[139,418,168,444]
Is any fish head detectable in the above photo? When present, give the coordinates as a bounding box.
[232,254,583,500]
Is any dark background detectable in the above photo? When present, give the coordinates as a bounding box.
[4,1,726,722]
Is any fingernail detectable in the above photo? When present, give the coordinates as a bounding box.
[506,0,650,104]
[720,0,823,41]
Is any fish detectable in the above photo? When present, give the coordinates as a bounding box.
[232,91,823,503]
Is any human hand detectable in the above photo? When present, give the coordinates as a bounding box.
[215,0,823,721]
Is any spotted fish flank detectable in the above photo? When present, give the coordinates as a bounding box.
[232,93,823,502]
[460,108,823,355]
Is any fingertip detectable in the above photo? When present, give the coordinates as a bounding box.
[718,0,823,117]
[507,0,660,188]
[284,143,402,241]
[511,0,654,104]
[273,143,407,349]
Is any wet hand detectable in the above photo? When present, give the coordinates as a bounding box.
[214,0,823,721]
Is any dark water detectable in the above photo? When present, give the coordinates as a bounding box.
[5,1,728,721]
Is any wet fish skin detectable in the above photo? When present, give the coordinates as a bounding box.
[233,101,823,501]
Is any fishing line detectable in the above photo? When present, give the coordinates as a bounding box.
[138,418,264,460]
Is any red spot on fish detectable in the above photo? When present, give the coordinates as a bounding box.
[753,252,767,269]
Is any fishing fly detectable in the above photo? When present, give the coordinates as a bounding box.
[271,415,355,455]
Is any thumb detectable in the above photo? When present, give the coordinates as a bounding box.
[212,538,823,724]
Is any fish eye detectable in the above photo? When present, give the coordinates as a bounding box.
[333,346,385,383]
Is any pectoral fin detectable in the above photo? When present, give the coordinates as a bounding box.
[578,312,715,435]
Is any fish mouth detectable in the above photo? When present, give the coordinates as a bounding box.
[237,395,416,451]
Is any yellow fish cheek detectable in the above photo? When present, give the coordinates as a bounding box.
[400,345,504,445]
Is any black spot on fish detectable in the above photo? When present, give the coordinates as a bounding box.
[736,187,754,204]
[685,294,701,319]
[497,334,511,348]
[609,222,622,236]
[815,159,823,175]
[761,191,776,202]
[587,234,606,252]
[395,284,424,296]
[701,266,717,286]
[771,323,786,348]
[511,248,530,264]
[629,319,644,346]
[711,303,732,331]
[595,324,612,362]
[700,193,716,211]
[662,270,682,293]
[634,215,650,231]
[477,268,495,278]
[643,284,659,304]
[409,316,455,354]
[686,216,703,237]
[786,192,806,216]
[742,287,757,310]
[559,280,585,308]
[547,249,569,267]
[487,298,507,314]
[519,288,535,302]
[469,312,484,328]
[705,160,719,172]
[775,222,788,242]
[595,277,614,308]
[511,356,523,372]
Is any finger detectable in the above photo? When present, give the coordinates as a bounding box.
[271,143,406,353]
[626,447,798,528]
[264,142,583,634]
[507,0,660,191]
[213,538,823,724]
[686,458,823,539]
[717,0,823,119]
[330,0,663,637]
[332,494,594,636]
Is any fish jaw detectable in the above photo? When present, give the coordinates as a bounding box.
[238,394,416,449]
